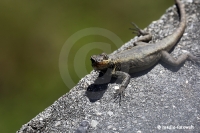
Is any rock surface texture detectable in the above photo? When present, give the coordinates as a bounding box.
[18,0,200,132]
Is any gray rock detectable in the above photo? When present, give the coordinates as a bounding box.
[17,0,200,133]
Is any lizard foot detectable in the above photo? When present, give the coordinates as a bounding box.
[129,22,148,36]
[191,53,200,65]
[113,86,125,106]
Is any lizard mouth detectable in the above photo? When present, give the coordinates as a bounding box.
[91,58,109,70]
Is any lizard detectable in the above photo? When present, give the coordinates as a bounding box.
[90,0,200,103]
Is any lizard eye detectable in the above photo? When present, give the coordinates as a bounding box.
[104,55,108,60]
[101,53,108,60]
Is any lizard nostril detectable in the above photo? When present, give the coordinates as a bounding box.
[90,58,96,64]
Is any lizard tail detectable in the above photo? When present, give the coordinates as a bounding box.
[163,0,186,51]
[174,0,186,39]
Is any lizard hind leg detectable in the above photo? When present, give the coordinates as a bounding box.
[130,22,149,36]
[130,22,152,46]
[161,51,200,66]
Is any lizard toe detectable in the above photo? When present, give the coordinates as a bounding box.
[193,53,200,65]
[130,22,149,36]
[113,86,125,106]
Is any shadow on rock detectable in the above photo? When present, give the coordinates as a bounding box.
[85,71,113,102]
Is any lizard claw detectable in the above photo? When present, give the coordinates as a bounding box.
[194,53,200,57]
[129,22,141,36]
[189,53,200,65]
[194,53,200,65]
[129,22,148,36]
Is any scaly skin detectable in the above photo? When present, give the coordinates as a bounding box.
[90,0,200,104]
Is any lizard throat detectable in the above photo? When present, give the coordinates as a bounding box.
[92,60,110,70]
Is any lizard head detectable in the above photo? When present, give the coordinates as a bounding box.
[90,53,110,71]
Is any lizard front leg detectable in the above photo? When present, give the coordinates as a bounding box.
[112,71,131,105]
[161,50,200,66]
[130,22,152,46]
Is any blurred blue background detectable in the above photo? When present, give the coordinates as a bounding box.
[0,0,173,132]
